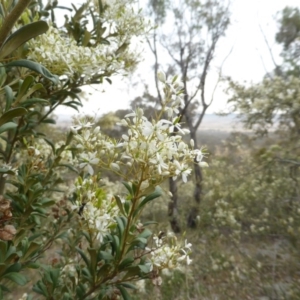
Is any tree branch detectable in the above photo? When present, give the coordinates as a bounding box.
[258,23,279,69]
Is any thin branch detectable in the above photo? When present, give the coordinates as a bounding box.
[208,44,234,107]
[258,23,279,69]
[256,47,272,79]
[276,158,300,166]
[147,33,163,104]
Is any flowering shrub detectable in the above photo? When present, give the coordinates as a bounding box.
[0,1,201,298]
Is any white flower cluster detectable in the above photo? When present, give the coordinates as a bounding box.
[70,73,207,187]
[72,177,119,243]
[27,26,107,79]
[147,235,192,272]
[94,0,148,37]
[27,1,149,80]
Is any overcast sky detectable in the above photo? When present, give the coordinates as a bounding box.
[55,0,300,122]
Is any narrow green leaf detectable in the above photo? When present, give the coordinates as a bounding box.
[133,187,162,218]
[122,181,133,195]
[49,268,60,288]
[119,257,134,271]
[4,85,13,111]
[33,280,48,296]
[138,229,152,240]
[120,282,137,290]
[124,201,130,215]
[131,182,138,196]
[4,262,21,274]
[58,163,79,174]
[118,286,132,300]
[116,216,125,236]
[111,235,120,256]
[41,118,56,124]
[141,188,162,203]
[115,195,126,215]
[17,76,35,102]
[0,122,17,134]
[22,242,41,260]
[3,272,27,285]
[138,264,151,274]
[0,63,7,88]
[0,107,27,126]
[0,263,6,276]
[0,21,49,59]
[5,60,59,84]
[143,221,158,226]
[43,138,55,154]
[22,98,49,108]
[99,251,114,262]
[76,247,90,268]
[17,81,45,103]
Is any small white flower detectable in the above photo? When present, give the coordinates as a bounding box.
[78,152,99,175]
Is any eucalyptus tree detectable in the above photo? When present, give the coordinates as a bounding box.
[147,0,231,230]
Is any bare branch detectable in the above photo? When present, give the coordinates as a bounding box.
[258,23,279,69]
[208,44,234,107]
[147,33,163,104]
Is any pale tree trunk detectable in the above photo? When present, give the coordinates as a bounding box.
[187,129,203,228]
[168,177,181,233]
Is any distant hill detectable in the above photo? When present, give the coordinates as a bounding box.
[55,113,244,132]
[199,114,243,132]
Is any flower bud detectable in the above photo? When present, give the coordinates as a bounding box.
[157,71,166,83]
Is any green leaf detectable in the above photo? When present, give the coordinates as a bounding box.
[111,235,120,257]
[49,268,60,288]
[33,280,48,296]
[22,98,49,108]
[0,263,6,276]
[0,63,7,88]
[99,251,114,262]
[0,107,27,126]
[5,60,59,84]
[120,282,137,290]
[4,85,13,111]
[133,187,162,218]
[124,201,130,215]
[119,257,134,271]
[143,221,158,226]
[138,229,152,240]
[141,187,162,203]
[138,264,151,274]
[3,272,27,285]
[22,242,41,260]
[41,118,56,124]
[58,163,79,174]
[115,195,126,215]
[116,216,125,236]
[0,21,49,59]
[43,138,55,154]
[4,262,21,274]
[17,76,35,102]
[76,247,90,268]
[15,76,45,104]
[0,121,17,134]
[87,248,97,279]
[118,286,132,300]
[122,181,133,195]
